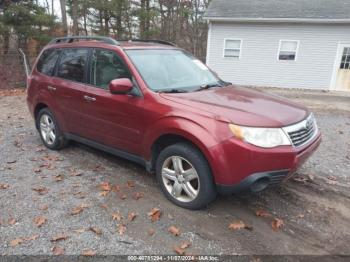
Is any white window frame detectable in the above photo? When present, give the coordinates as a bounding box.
[278,40,300,61]
[223,38,242,59]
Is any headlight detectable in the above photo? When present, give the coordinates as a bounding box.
[229,124,291,148]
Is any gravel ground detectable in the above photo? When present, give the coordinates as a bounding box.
[0,89,350,257]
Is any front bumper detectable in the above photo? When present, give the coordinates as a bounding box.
[209,133,321,194]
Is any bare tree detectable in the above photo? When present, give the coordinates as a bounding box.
[59,0,68,35]
[71,0,79,35]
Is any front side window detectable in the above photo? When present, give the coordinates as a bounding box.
[57,48,89,83]
[279,40,299,61]
[90,49,131,89]
[126,49,220,92]
[224,39,242,58]
[37,49,60,76]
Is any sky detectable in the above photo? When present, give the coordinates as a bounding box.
[39,0,62,19]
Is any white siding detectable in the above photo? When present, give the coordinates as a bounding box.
[207,22,350,89]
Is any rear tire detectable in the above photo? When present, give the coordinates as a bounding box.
[36,108,67,150]
[156,143,217,210]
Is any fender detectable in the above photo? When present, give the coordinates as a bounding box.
[33,88,68,132]
[142,115,219,164]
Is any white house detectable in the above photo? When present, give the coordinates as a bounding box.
[204,0,350,91]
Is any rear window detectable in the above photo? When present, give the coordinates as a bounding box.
[37,49,60,76]
[57,48,89,83]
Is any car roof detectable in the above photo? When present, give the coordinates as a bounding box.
[45,40,178,51]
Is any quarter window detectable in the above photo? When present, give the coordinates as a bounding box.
[37,49,60,76]
[57,48,89,83]
[90,49,131,89]
[224,39,242,58]
[279,40,299,61]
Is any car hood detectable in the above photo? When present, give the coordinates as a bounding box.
[159,86,309,127]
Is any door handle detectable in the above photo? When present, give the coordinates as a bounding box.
[84,95,96,102]
[47,85,56,91]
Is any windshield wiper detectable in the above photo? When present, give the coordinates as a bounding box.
[196,83,223,91]
[158,89,188,93]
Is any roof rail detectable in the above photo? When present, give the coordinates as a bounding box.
[49,36,120,46]
[123,39,176,46]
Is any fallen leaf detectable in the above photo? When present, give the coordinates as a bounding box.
[24,234,39,241]
[100,204,108,209]
[174,246,186,255]
[89,227,102,235]
[10,235,38,246]
[128,212,137,222]
[99,191,109,197]
[271,218,284,231]
[38,204,49,211]
[228,220,252,231]
[6,160,16,164]
[148,229,155,236]
[10,238,23,247]
[54,174,64,182]
[119,193,127,200]
[70,204,88,215]
[112,184,121,192]
[32,186,48,195]
[33,168,42,173]
[33,216,47,227]
[112,212,123,221]
[132,192,144,200]
[0,184,10,189]
[70,171,83,176]
[297,214,305,219]
[51,234,68,242]
[168,226,181,236]
[118,224,126,235]
[126,180,135,188]
[52,246,65,255]
[100,182,111,192]
[74,228,86,234]
[180,240,191,249]
[327,176,337,181]
[82,250,96,256]
[148,208,161,222]
[8,218,16,225]
[70,206,83,215]
[255,209,270,217]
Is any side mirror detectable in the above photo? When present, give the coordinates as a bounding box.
[109,78,133,95]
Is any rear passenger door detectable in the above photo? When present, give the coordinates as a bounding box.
[81,48,146,155]
[52,48,89,135]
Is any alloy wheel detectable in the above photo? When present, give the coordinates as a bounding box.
[161,156,200,202]
[39,114,56,145]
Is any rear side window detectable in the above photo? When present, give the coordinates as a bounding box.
[57,48,89,83]
[37,49,60,76]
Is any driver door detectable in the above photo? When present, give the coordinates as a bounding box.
[81,48,146,155]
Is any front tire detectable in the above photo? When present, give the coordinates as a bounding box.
[156,143,217,210]
[36,108,67,150]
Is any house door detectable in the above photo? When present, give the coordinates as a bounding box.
[333,44,350,91]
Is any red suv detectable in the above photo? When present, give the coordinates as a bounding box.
[27,36,321,209]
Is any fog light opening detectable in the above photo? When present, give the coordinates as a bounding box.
[250,177,270,192]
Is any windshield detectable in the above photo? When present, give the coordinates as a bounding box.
[126,49,221,92]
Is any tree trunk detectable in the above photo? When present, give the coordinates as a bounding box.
[72,0,79,35]
[59,0,68,35]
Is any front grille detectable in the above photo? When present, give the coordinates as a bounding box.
[283,114,317,147]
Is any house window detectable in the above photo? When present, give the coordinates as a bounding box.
[224,39,242,58]
[278,40,299,61]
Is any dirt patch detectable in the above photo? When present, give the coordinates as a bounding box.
[0,91,350,256]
